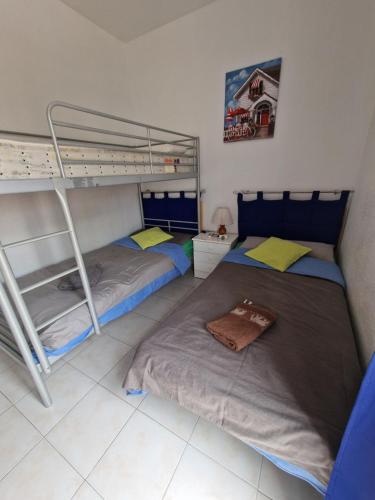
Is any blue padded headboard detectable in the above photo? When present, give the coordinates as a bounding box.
[142,191,198,234]
[237,191,350,245]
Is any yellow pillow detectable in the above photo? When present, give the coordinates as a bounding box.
[245,237,311,272]
[131,227,173,250]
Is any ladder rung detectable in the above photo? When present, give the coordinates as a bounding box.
[3,230,71,250]
[20,266,79,294]
[36,298,88,332]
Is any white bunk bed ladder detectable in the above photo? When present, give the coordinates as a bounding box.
[0,180,102,375]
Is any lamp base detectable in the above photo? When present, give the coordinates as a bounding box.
[218,224,227,235]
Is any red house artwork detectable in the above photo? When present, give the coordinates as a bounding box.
[224,58,282,143]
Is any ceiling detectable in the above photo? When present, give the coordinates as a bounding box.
[61,0,216,43]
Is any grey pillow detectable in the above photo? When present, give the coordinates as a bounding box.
[58,264,102,291]
[240,236,335,262]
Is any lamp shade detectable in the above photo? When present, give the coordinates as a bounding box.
[212,207,233,226]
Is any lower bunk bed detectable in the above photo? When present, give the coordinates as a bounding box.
[0,231,192,361]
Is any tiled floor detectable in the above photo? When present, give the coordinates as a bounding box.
[0,272,322,499]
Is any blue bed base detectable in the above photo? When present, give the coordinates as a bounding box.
[41,267,179,357]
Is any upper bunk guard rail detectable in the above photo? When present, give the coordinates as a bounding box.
[0,101,199,189]
[42,100,199,182]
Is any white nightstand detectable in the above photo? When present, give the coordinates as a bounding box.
[193,232,238,279]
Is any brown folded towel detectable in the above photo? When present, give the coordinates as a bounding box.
[206,300,277,351]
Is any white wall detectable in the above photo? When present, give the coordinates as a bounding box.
[341,107,375,367]
[122,0,375,231]
[0,0,141,276]
[128,0,375,366]
[0,186,141,277]
[0,0,128,134]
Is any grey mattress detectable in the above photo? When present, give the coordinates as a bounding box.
[123,261,362,487]
[0,243,174,351]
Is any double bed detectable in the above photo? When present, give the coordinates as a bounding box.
[122,190,362,494]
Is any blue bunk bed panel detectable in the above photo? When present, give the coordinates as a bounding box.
[142,191,198,233]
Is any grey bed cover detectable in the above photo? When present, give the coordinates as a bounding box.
[123,261,362,486]
[1,244,174,350]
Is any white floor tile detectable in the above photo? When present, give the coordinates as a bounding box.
[259,458,322,500]
[88,411,185,500]
[73,481,103,500]
[257,492,272,500]
[47,385,134,478]
[99,349,146,408]
[0,439,82,500]
[0,363,35,403]
[0,392,11,415]
[69,334,131,381]
[164,445,258,500]
[156,282,191,303]
[104,311,158,347]
[46,357,66,374]
[0,350,17,374]
[139,393,198,441]
[16,364,95,435]
[190,417,262,487]
[63,334,97,362]
[135,295,176,321]
[176,271,202,289]
[0,407,41,480]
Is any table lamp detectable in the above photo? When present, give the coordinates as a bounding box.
[212,207,233,235]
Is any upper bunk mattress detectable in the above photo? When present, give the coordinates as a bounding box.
[123,260,362,489]
[1,243,175,351]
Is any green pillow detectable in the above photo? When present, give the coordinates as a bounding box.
[245,237,311,272]
[131,227,173,250]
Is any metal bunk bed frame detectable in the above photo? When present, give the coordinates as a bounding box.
[0,102,201,407]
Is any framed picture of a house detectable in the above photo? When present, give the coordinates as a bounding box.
[224,57,282,142]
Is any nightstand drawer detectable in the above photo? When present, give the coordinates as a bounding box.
[194,250,222,268]
[193,240,230,255]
